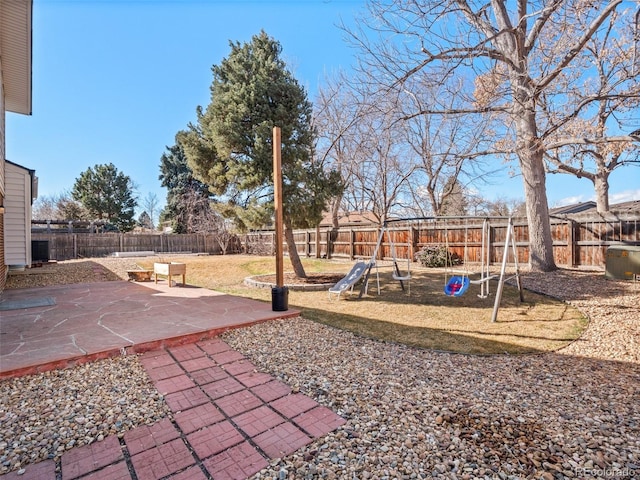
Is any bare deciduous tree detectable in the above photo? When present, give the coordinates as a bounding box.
[541,9,640,212]
[141,192,159,230]
[174,187,219,234]
[172,187,236,254]
[349,102,416,224]
[467,194,526,217]
[210,211,235,255]
[314,72,366,229]
[399,82,501,216]
[315,77,416,225]
[32,194,60,221]
[347,0,635,271]
[32,191,88,221]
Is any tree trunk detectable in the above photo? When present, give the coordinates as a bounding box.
[284,220,307,278]
[593,174,610,213]
[514,91,557,272]
[331,194,342,230]
[520,152,557,271]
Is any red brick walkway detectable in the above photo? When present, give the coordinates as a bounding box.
[2,338,346,480]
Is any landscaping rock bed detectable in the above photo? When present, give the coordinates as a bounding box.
[4,257,140,289]
[223,269,640,478]
[0,356,169,475]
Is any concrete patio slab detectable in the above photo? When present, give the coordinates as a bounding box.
[0,280,299,379]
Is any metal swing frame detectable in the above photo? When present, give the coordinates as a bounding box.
[365,216,524,322]
[388,226,412,295]
[443,218,496,297]
[634,5,640,76]
[356,222,411,297]
[491,217,524,322]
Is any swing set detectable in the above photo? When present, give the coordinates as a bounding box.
[634,4,640,76]
[443,218,494,298]
[344,216,523,322]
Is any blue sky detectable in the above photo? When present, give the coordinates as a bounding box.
[6,0,639,219]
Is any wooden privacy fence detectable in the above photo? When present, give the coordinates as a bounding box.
[33,214,640,267]
[32,232,242,261]
[245,214,640,268]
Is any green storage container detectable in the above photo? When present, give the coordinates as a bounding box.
[605,245,640,280]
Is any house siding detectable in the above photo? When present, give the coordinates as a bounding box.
[1,58,7,290]
[1,1,32,291]
[4,162,32,267]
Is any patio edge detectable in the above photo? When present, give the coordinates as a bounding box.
[0,310,300,380]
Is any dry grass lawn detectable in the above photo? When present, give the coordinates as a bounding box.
[136,255,587,355]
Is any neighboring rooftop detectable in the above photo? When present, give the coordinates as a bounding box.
[319,211,379,227]
[550,201,597,215]
[551,200,640,216]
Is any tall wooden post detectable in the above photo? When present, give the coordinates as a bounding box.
[273,127,284,288]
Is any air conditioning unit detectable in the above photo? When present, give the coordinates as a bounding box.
[605,245,640,280]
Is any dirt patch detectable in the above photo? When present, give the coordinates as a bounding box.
[4,259,135,289]
[256,273,344,285]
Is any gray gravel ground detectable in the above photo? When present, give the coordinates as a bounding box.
[222,270,639,479]
[0,356,169,475]
[1,262,638,479]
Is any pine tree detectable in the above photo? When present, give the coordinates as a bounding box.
[71,163,137,232]
[179,31,342,277]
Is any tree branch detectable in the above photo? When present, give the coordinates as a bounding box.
[542,94,640,140]
[398,105,508,122]
[536,0,623,92]
[523,0,563,54]
[546,135,638,150]
[545,160,596,181]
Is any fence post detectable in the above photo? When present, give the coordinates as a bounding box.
[350,229,355,260]
[410,225,418,262]
[569,219,576,267]
[488,222,494,264]
[315,226,320,258]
